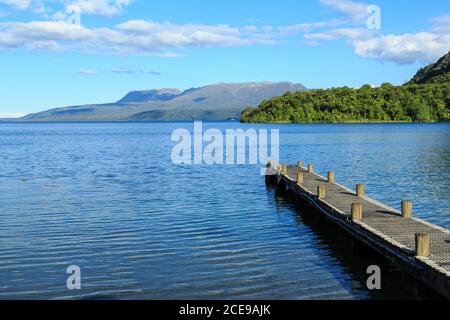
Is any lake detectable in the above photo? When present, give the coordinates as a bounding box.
[0,122,449,300]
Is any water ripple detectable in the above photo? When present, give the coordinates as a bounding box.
[0,122,448,300]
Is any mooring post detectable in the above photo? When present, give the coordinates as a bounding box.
[351,203,362,221]
[401,200,412,218]
[317,185,326,199]
[308,164,313,173]
[356,184,365,197]
[328,172,335,183]
[297,172,304,185]
[415,233,430,257]
[297,160,303,169]
[282,164,287,175]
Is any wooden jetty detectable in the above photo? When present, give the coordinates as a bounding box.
[266,161,450,299]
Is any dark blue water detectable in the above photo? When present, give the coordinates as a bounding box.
[0,122,449,300]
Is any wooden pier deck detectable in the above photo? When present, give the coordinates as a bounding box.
[266,162,450,299]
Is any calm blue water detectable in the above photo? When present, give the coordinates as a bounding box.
[0,122,449,300]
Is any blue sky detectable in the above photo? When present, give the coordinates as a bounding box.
[0,0,449,117]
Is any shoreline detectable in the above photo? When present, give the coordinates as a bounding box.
[0,119,449,125]
[240,120,449,124]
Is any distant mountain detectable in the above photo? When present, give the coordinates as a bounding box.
[118,89,182,103]
[408,51,450,84]
[19,82,306,122]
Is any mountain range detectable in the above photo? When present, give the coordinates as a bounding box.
[13,82,306,122]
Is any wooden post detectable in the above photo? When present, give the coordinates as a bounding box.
[328,172,335,183]
[317,185,326,199]
[307,164,313,173]
[401,200,412,218]
[297,172,304,185]
[356,184,365,197]
[415,233,430,257]
[351,203,362,221]
[297,160,303,169]
[282,164,287,175]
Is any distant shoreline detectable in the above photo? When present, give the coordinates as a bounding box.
[240,120,449,124]
[1,119,448,125]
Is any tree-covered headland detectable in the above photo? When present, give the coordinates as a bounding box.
[241,51,450,123]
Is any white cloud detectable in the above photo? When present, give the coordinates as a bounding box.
[304,27,373,41]
[77,69,100,75]
[320,0,370,22]
[0,31,22,46]
[277,0,377,39]
[142,70,160,76]
[115,20,162,33]
[67,0,133,17]
[1,20,91,42]
[0,0,30,10]
[346,14,450,64]
[28,39,61,50]
[0,0,376,56]
[279,19,343,35]
[0,0,133,17]
[151,52,184,58]
[0,19,261,54]
[0,0,448,65]
[351,32,450,64]
[301,11,450,64]
[430,15,450,34]
[115,20,247,48]
[111,67,161,75]
[111,66,135,73]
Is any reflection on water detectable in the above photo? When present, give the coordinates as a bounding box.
[0,122,448,300]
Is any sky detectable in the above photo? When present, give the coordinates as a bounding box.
[0,0,449,117]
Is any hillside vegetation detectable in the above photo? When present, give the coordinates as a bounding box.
[408,51,450,85]
[241,51,450,123]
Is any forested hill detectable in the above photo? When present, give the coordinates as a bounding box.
[408,51,450,85]
[241,51,450,123]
